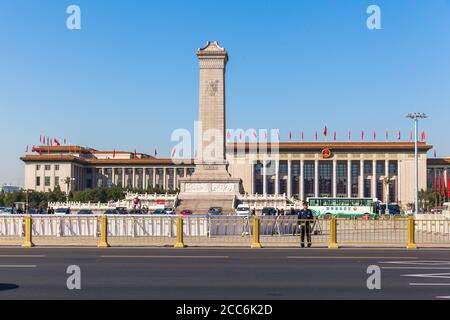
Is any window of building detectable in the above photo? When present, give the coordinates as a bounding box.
[351,161,360,197]
[319,161,332,197]
[36,176,41,186]
[336,161,347,197]
[304,161,315,197]
[55,176,60,187]
[55,165,60,171]
[36,165,41,170]
[45,165,51,171]
[253,162,263,194]
[44,176,51,187]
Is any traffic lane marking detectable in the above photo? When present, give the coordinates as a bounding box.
[383,267,450,270]
[410,283,450,286]
[287,256,418,259]
[100,255,229,259]
[0,255,46,258]
[0,265,37,268]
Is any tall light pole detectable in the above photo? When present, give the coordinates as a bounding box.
[406,112,428,215]
[61,177,75,205]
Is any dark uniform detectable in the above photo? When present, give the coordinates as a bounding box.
[297,208,314,247]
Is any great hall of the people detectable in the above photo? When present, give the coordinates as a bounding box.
[21,142,450,208]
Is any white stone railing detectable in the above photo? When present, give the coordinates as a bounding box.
[49,193,179,210]
[237,193,296,210]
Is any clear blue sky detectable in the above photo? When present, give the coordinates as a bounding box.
[1,0,450,186]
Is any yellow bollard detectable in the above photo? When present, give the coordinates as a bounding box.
[406,216,417,249]
[328,218,339,249]
[22,214,34,248]
[251,216,262,249]
[174,216,185,248]
[98,215,110,248]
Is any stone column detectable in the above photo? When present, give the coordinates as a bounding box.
[314,159,319,197]
[397,160,401,204]
[347,160,352,197]
[287,160,292,198]
[332,160,337,197]
[372,160,377,198]
[132,168,136,189]
[275,160,279,195]
[263,160,267,196]
[163,168,167,190]
[385,159,390,203]
[122,167,126,187]
[299,160,304,201]
[359,160,364,198]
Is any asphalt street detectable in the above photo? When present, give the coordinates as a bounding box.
[0,247,450,300]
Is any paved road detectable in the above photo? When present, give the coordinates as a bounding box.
[1,247,450,299]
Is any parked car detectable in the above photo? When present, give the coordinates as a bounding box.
[179,210,193,216]
[55,208,71,215]
[152,209,167,215]
[77,209,93,215]
[104,209,119,215]
[208,207,223,215]
[262,207,277,216]
[0,207,6,214]
[128,209,145,215]
[235,204,251,216]
[116,207,128,215]
[3,208,14,214]
[379,204,401,215]
[164,207,175,215]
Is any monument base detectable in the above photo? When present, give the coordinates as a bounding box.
[178,172,242,214]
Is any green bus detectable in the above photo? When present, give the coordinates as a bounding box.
[306,197,379,218]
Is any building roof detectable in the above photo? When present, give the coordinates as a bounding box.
[228,141,433,152]
[427,158,450,166]
[20,155,193,166]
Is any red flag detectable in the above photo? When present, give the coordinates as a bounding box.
[398,131,401,140]
[252,130,257,139]
[113,149,116,158]
[386,131,389,141]
[154,148,157,157]
[434,149,437,158]
[421,131,425,142]
[39,135,42,144]
[410,131,413,141]
[226,130,231,140]
[441,174,446,197]
[54,138,60,146]
[171,148,176,157]
[434,173,437,198]
[25,145,28,153]
[373,131,376,141]
[323,126,327,137]
[31,146,36,153]
[348,130,351,141]
[361,131,365,141]
[315,131,318,141]
[289,131,292,140]
[333,131,336,141]
[301,131,304,141]
[64,138,67,145]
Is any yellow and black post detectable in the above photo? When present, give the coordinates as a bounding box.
[251,216,262,249]
[328,217,339,249]
[174,216,185,248]
[98,214,110,248]
[22,214,34,248]
[406,216,417,249]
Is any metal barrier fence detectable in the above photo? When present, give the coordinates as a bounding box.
[1,214,450,248]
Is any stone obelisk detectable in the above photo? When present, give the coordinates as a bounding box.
[178,41,241,213]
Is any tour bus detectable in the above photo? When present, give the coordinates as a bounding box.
[306,197,378,218]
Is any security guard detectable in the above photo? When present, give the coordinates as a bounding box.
[297,201,314,247]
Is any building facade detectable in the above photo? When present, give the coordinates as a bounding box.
[20,141,446,208]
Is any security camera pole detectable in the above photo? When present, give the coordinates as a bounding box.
[406,112,428,215]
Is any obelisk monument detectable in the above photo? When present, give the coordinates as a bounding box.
[178,41,241,212]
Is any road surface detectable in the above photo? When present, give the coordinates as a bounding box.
[1,247,450,299]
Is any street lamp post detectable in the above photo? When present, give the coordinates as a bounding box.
[406,112,428,215]
[61,177,75,205]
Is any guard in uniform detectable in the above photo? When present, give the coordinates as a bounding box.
[297,201,314,247]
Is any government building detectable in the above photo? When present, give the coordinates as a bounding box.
[20,142,449,208]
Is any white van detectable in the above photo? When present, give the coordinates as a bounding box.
[235,204,251,216]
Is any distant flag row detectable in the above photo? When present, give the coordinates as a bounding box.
[224,127,428,142]
[434,171,450,198]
